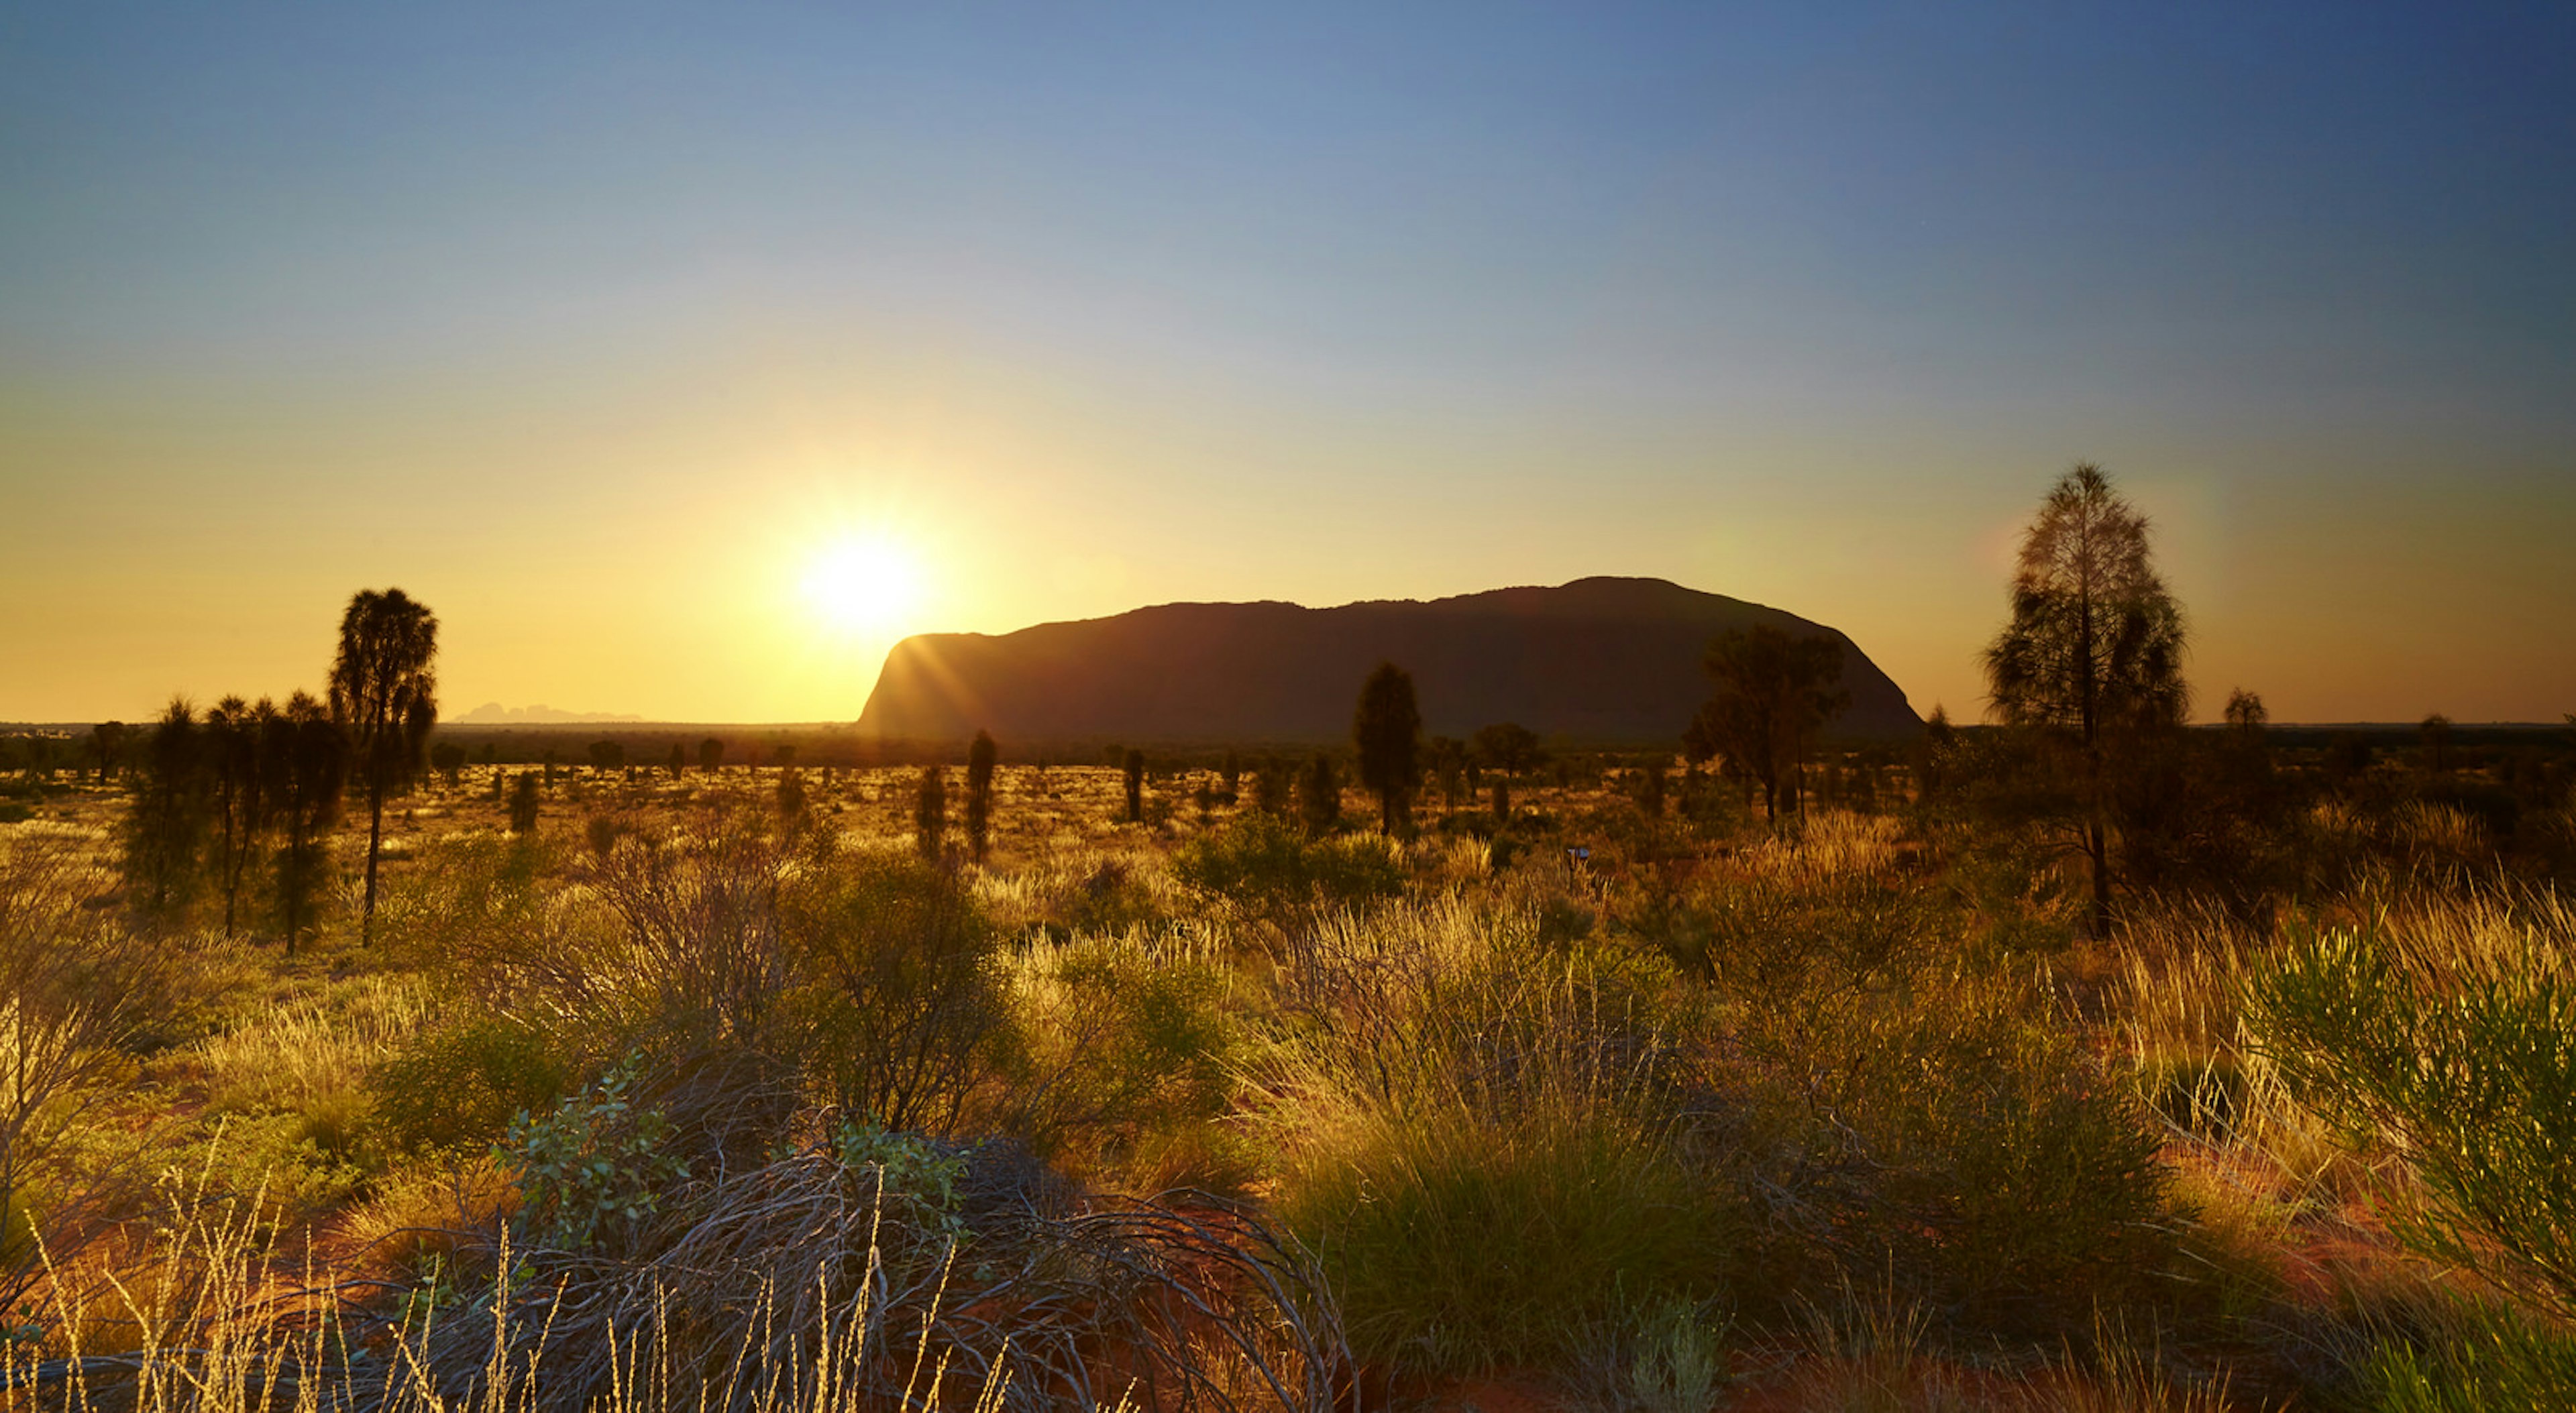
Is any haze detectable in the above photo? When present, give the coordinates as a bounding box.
[4,5,2570,724]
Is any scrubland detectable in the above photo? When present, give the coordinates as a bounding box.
[1,744,2572,1412]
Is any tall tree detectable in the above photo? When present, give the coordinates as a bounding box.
[1471,722,1545,777]
[914,765,948,860]
[698,737,725,773]
[1122,748,1146,824]
[1351,661,1423,834]
[964,730,998,862]
[328,587,439,942]
[205,696,276,940]
[121,697,213,923]
[266,692,348,955]
[1684,626,1848,830]
[1983,463,2187,935]
[1297,754,1342,838]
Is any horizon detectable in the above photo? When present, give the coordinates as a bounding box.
[5,6,2571,725]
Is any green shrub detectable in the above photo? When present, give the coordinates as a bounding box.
[369,1015,574,1154]
[1752,975,2176,1336]
[504,1058,691,1254]
[2249,910,2576,1318]
[1275,1098,1743,1377]
[780,842,1012,1135]
[1005,934,1246,1182]
[1173,813,1402,915]
[2361,1296,2576,1411]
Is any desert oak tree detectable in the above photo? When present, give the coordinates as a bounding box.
[1982,463,2186,935]
[328,587,439,942]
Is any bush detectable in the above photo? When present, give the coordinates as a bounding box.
[1800,980,2176,1334]
[780,840,1012,1134]
[1004,934,1246,1184]
[503,1058,692,1254]
[2249,899,2576,1318]
[369,1015,574,1155]
[1275,1098,1743,1377]
[2361,1294,2576,1411]
[1173,812,1403,916]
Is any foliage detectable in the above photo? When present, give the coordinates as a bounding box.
[502,1058,691,1254]
[1684,626,1847,829]
[2249,903,2576,1318]
[1351,661,1421,834]
[1472,720,1546,774]
[780,839,1010,1134]
[1172,812,1403,916]
[911,765,945,860]
[370,1015,574,1155]
[329,585,440,938]
[1983,463,2186,933]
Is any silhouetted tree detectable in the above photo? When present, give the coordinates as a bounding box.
[1122,749,1145,824]
[1984,463,2187,936]
[205,697,275,939]
[1490,775,1511,825]
[698,737,725,773]
[431,740,466,788]
[778,765,810,825]
[1352,662,1422,834]
[1637,758,1668,817]
[1472,722,1545,777]
[1220,749,1242,798]
[507,772,541,834]
[2420,713,2454,774]
[588,738,624,773]
[1685,626,1848,830]
[122,697,212,923]
[914,765,948,860]
[964,730,998,862]
[1251,758,1289,817]
[1297,754,1341,838]
[85,722,128,783]
[771,744,797,769]
[328,587,439,943]
[2224,689,2269,738]
[666,742,686,780]
[266,692,347,956]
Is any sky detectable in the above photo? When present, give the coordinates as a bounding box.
[3,2,2571,726]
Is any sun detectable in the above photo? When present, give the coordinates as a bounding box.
[800,536,924,636]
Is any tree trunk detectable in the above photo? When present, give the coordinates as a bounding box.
[362,779,383,944]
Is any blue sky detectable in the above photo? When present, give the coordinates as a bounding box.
[4,3,2571,722]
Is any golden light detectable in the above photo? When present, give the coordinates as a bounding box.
[799,535,925,636]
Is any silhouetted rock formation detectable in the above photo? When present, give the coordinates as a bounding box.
[857,577,1919,744]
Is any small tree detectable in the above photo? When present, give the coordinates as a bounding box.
[1122,749,1146,824]
[507,772,541,834]
[1297,754,1341,838]
[1637,758,1668,818]
[2419,713,2454,774]
[121,697,212,925]
[1352,662,1423,834]
[327,587,439,942]
[1472,722,1545,777]
[1490,775,1511,825]
[914,765,948,860]
[1983,463,2187,935]
[588,739,624,773]
[205,696,276,940]
[266,691,348,955]
[777,766,810,825]
[1252,758,1289,817]
[429,740,466,789]
[698,737,725,773]
[665,742,686,780]
[85,722,129,783]
[1220,749,1242,798]
[964,730,998,862]
[1685,626,1848,831]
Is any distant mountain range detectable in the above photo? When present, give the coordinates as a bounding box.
[453,702,645,725]
[857,576,1920,744]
